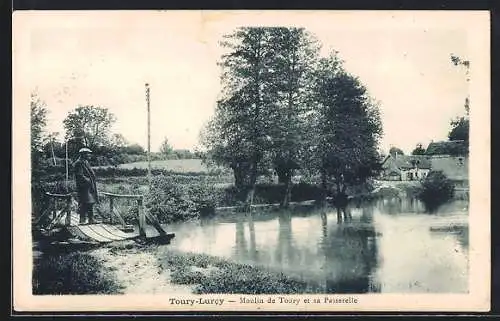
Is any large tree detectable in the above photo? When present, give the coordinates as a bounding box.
[63,105,116,154]
[266,27,321,208]
[30,93,48,216]
[448,117,469,142]
[312,60,383,207]
[201,27,276,210]
[31,92,48,168]
[448,54,470,153]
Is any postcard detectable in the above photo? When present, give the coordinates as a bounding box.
[12,10,490,312]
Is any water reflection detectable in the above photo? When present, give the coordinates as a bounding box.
[320,207,379,293]
[276,212,293,266]
[169,197,468,293]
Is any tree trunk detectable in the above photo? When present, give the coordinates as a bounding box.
[333,178,349,209]
[242,162,258,212]
[319,170,328,206]
[280,170,293,208]
[336,207,343,223]
[277,171,288,184]
[233,165,244,189]
[243,185,255,212]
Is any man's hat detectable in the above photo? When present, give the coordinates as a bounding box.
[79,147,93,154]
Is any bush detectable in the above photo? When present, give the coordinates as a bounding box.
[32,252,123,294]
[144,175,197,223]
[144,175,225,223]
[189,178,224,218]
[418,170,455,212]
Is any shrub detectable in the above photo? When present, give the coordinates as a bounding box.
[145,175,198,223]
[189,179,224,218]
[144,175,225,223]
[418,170,455,212]
[32,252,123,294]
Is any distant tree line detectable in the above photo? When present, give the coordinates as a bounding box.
[32,102,200,171]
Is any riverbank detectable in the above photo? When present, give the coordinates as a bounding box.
[33,192,469,295]
[33,241,326,295]
[91,243,194,295]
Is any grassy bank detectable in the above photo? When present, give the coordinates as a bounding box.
[32,251,124,295]
[33,243,325,295]
[156,247,324,294]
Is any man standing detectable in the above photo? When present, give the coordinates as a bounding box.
[73,147,99,224]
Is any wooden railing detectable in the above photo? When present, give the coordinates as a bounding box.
[99,192,167,238]
[34,192,73,230]
[35,191,167,239]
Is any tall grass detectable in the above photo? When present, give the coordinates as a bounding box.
[33,252,123,295]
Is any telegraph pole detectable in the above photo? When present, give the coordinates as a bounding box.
[65,139,69,191]
[145,83,152,187]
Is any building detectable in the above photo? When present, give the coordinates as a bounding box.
[380,154,432,181]
[428,155,469,187]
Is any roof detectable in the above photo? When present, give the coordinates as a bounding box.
[381,154,432,170]
[425,140,468,156]
[429,156,468,180]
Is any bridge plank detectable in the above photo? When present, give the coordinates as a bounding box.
[101,224,137,239]
[77,225,114,243]
[86,225,126,241]
[67,226,92,241]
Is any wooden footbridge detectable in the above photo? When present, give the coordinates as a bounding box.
[33,191,175,245]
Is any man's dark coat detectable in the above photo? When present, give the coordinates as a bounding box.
[73,158,99,204]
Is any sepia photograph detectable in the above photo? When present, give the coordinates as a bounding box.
[12,10,490,312]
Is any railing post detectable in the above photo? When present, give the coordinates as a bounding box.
[65,195,72,226]
[51,198,56,221]
[138,197,146,239]
[109,197,114,224]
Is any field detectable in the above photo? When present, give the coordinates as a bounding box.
[118,159,213,173]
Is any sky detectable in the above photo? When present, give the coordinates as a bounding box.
[19,11,473,154]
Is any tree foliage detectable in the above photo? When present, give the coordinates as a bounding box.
[202,27,383,211]
[122,143,145,155]
[389,147,404,157]
[201,27,277,209]
[411,143,426,155]
[159,137,174,156]
[448,117,469,142]
[31,92,48,167]
[311,57,383,204]
[63,105,116,153]
[448,53,470,153]
[419,170,455,212]
[266,28,321,207]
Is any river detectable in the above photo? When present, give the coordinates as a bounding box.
[167,196,469,294]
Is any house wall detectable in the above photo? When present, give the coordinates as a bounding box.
[380,169,402,181]
[401,168,430,181]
